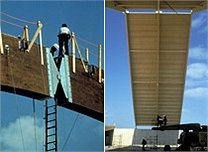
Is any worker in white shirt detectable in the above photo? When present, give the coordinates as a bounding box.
[58,24,71,57]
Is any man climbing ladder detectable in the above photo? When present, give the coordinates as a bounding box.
[58,24,71,57]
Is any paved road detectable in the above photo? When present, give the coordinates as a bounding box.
[106,145,166,151]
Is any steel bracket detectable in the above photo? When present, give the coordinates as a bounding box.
[46,48,72,102]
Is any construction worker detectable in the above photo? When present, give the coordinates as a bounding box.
[58,24,71,57]
[17,35,22,50]
[17,35,28,51]
[50,43,59,57]
[142,138,147,151]
[164,145,171,151]
[50,43,61,66]
[88,65,95,77]
[157,115,163,127]
[163,115,167,126]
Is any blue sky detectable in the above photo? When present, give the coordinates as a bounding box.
[106,8,208,128]
[0,1,104,151]
[1,1,104,65]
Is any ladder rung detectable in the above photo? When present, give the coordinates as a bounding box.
[47,126,55,129]
[47,141,56,144]
[48,148,56,151]
[47,105,56,108]
[47,133,56,137]
[47,119,56,123]
[47,112,56,115]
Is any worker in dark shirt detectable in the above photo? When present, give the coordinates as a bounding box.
[163,115,167,126]
[142,138,147,151]
[157,115,163,127]
[50,43,60,64]
[50,43,59,57]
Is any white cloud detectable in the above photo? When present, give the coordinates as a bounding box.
[0,116,44,151]
[182,108,190,113]
[185,87,208,98]
[192,11,208,33]
[192,15,205,28]
[192,11,207,28]
[187,63,208,79]
[185,79,208,88]
[189,46,208,60]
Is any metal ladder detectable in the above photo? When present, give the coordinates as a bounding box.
[45,99,58,151]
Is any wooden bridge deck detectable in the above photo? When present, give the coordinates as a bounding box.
[0,33,103,121]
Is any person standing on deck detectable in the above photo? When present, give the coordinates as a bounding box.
[58,24,71,57]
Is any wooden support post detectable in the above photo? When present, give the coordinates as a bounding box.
[24,25,29,43]
[85,48,89,63]
[85,48,89,73]
[24,25,29,51]
[0,28,3,55]
[37,21,44,65]
[26,22,43,53]
[71,32,76,73]
[98,44,102,83]
[74,37,87,73]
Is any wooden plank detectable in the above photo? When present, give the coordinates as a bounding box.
[127,14,157,20]
[130,49,157,53]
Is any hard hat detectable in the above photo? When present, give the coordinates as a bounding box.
[53,43,59,50]
[5,44,10,50]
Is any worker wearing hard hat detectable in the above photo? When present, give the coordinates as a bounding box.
[50,43,60,64]
[50,43,59,56]
[58,24,71,57]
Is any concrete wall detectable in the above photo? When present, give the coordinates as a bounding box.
[133,129,178,145]
[112,129,134,146]
[111,128,178,146]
